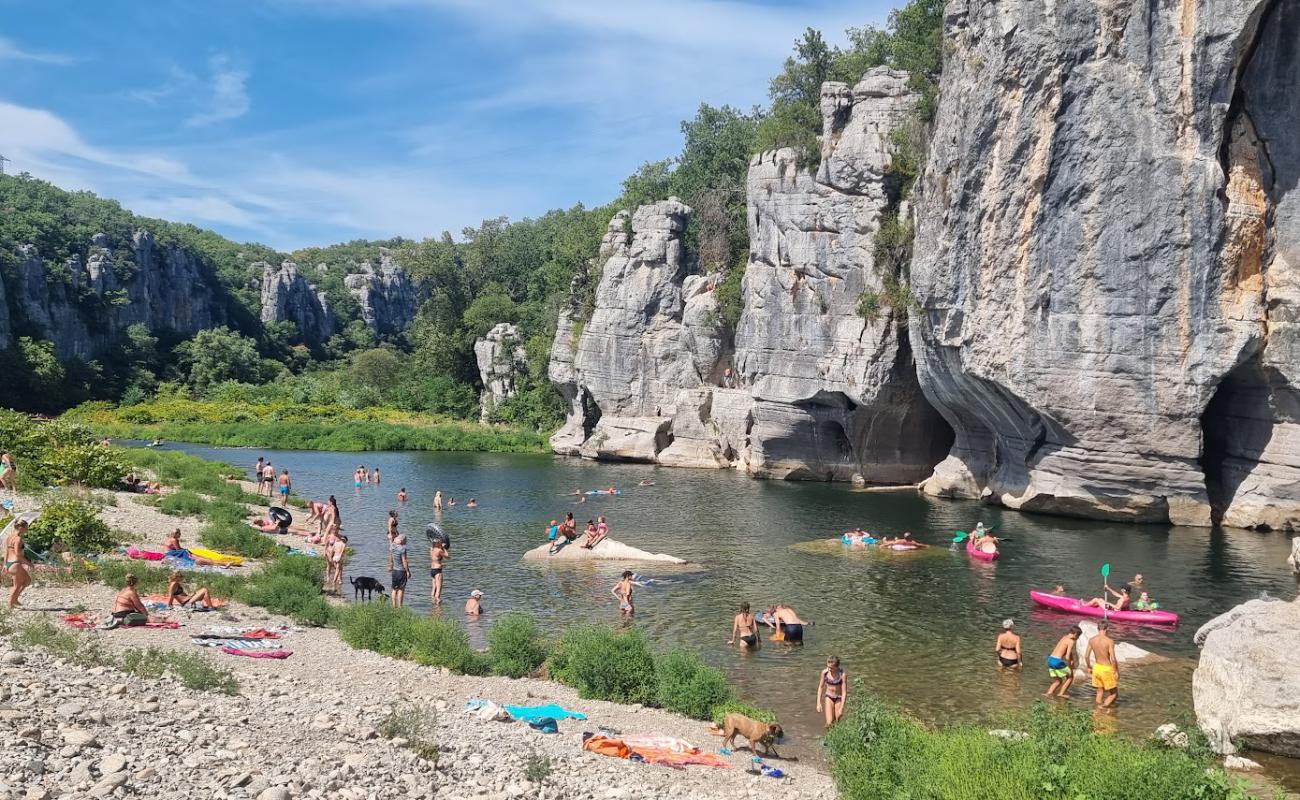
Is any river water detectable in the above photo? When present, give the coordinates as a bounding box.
[166,444,1297,766]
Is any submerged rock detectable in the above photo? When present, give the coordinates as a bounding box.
[909,0,1300,528]
[1194,596,1300,755]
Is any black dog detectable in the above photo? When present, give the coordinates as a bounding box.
[349,576,387,602]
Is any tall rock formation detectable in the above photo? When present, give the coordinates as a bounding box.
[344,253,420,337]
[3,231,227,359]
[259,261,334,345]
[548,67,951,482]
[909,0,1300,527]
[474,322,528,422]
[735,68,952,482]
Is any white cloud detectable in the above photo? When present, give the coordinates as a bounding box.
[0,35,74,65]
[186,54,251,127]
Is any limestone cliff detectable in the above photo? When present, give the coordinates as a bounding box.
[909,0,1300,528]
[2,231,228,359]
[344,253,421,337]
[548,67,951,482]
[259,261,334,345]
[474,322,528,422]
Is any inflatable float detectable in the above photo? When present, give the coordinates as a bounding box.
[966,538,999,561]
[584,490,622,496]
[841,532,879,546]
[187,547,244,567]
[522,538,685,564]
[1029,590,1179,626]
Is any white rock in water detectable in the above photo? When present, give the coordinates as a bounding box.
[1288,537,1300,574]
[1195,596,1300,756]
[521,539,686,564]
[1224,755,1262,771]
[1073,622,1166,667]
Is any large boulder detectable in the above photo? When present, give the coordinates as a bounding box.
[259,261,334,345]
[909,0,1300,527]
[1193,596,1300,755]
[1289,537,1300,574]
[343,252,420,337]
[474,322,528,422]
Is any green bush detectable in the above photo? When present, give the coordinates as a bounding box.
[654,648,733,720]
[238,574,330,626]
[826,695,1259,800]
[486,613,550,678]
[200,522,278,559]
[710,700,777,728]
[548,625,657,706]
[117,647,239,694]
[156,490,209,517]
[26,496,116,554]
[335,603,483,674]
[41,443,128,488]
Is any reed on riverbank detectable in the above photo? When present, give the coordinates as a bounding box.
[67,399,549,453]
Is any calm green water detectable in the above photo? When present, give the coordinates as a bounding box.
[166,444,1298,761]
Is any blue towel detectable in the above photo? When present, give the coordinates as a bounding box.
[528,717,559,734]
[504,703,587,722]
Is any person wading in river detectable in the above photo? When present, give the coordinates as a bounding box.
[612,570,635,617]
[429,536,448,605]
[1085,622,1120,708]
[1044,625,1081,697]
[995,619,1022,669]
[728,602,759,649]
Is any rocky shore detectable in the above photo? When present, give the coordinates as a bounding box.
[0,492,834,800]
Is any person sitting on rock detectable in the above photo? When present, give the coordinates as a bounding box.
[583,517,609,549]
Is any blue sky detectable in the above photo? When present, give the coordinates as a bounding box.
[1,0,892,250]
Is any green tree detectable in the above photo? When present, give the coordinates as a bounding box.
[349,348,403,395]
[175,327,264,395]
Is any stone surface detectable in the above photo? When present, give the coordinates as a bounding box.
[1072,622,1167,669]
[1194,596,1300,755]
[259,261,334,345]
[909,0,1300,527]
[2,231,228,359]
[1289,537,1300,574]
[343,252,420,337]
[474,322,528,422]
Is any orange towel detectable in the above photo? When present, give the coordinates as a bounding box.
[144,594,228,609]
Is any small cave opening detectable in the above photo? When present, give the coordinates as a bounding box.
[816,419,854,461]
[1200,354,1272,525]
[580,389,601,440]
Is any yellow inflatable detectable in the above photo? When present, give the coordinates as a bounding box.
[188,547,243,566]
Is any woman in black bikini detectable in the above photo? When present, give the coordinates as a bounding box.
[167,571,214,610]
[817,656,847,728]
[728,602,759,649]
[995,619,1022,669]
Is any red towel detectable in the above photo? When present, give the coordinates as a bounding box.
[220,646,292,659]
[62,613,180,630]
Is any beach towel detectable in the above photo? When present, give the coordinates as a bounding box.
[63,613,180,630]
[144,594,228,609]
[464,699,512,722]
[126,546,165,561]
[195,627,282,639]
[220,646,292,659]
[581,735,729,770]
[193,638,282,650]
[504,703,587,723]
[620,734,695,753]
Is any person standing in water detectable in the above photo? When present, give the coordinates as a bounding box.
[388,532,409,609]
[764,605,808,643]
[995,619,1022,669]
[433,490,443,511]
[612,570,635,617]
[728,602,759,648]
[429,536,448,605]
[1085,622,1120,708]
[398,487,408,503]
[1044,625,1081,697]
[373,468,381,485]
[817,656,848,728]
[5,518,32,608]
[386,510,399,542]
[465,589,483,617]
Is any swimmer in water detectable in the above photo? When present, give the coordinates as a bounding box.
[466,498,477,508]
[638,479,654,486]
[728,602,759,649]
[398,487,408,503]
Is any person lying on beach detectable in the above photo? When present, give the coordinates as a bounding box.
[164,530,223,567]
[167,571,215,610]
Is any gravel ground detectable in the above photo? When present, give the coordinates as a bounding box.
[1,488,836,800]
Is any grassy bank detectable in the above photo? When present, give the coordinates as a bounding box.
[826,695,1260,800]
[66,399,548,453]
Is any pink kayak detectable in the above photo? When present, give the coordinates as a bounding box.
[966,538,999,561]
[1029,590,1179,626]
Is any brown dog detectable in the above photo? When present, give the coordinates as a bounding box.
[722,713,783,758]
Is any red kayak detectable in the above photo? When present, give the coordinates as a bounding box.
[1029,590,1179,626]
[966,538,999,561]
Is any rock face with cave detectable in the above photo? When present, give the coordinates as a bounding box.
[909,0,1300,527]
[548,68,953,482]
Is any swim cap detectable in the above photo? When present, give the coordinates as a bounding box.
[1002,618,1014,629]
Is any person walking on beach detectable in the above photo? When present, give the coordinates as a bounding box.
[261,462,275,497]
[253,457,264,489]
[1085,622,1120,708]
[388,532,409,608]
[612,570,635,617]
[817,656,848,728]
[1044,625,1081,697]
[328,534,347,594]
[728,602,759,648]
[5,518,32,608]
[429,536,448,605]
[995,619,1022,669]
[277,469,292,501]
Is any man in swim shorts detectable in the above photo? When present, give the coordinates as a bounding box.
[1044,625,1081,697]
[728,602,759,648]
[995,618,1022,669]
[278,469,292,501]
[388,532,409,608]
[765,605,807,643]
[1085,621,1120,707]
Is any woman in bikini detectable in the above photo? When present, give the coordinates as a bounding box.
[387,510,399,542]
[429,537,448,605]
[728,602,759,649]
[433,490,443,511]
[817,656,848,728]
[5,518,32,608]
[995,619,1022,669]
[166,571,215,610]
